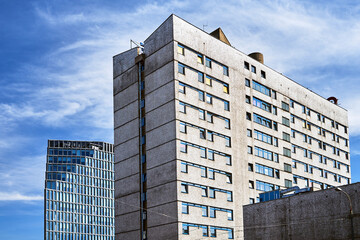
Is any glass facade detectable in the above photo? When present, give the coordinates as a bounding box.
[44,140,114,240]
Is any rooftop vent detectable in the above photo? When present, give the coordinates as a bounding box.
[210,28,231,46]
[327,97,338,105]
[248,52,264,64]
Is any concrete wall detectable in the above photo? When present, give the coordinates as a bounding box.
[243,183,360,240]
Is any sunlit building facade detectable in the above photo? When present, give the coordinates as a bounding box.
[44,140,115,240]
[113,15,350,239]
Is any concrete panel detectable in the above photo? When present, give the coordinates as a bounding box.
[145,61,174,94]
[145,81,175,113]
[146,120,176,150]
[115,230,140,240]
[144,15,173,57]
[114,100,138,128]
[147,181,177,208]
[146,100,175,132]
[115,173,139,198]
[114,118,139,144]
[115,192,140,216]
[114,137,139,163]
[144,42,174,78]
[146,140,177,169]
[113,47,138,78]
[114,155,139,180]
[114,65,138,96]
[147,201,178,228]
[147,222,178,240]
[115,211,140,233]
[147,160,177,188]
[113,83,138,112]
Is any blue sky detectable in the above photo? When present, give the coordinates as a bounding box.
[1,0,360,239]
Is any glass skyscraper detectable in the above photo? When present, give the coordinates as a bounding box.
[44,140,115,240]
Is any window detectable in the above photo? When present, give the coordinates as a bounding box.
[207,131,213,142]
[225,137,231,147]
[200,129,206,139]
[181,184,188,193]
[209,170,215,179]
[245,78,250,87]
[261,70,266,78]
[253,81,270,96]
[181,163,188,173]
[180,122,186,133]
[201,167,207,178]
[223,66,229,76]
[284,163,292,173]
[199,109,205,120]
[273,106,277,115]
[253,97,271,112]
[228,211,233,221]
[180,142,187,153]
[206,57,212,68]
[179,102,186,113]
[224,101,230,111]
[249,180,254,189]
[178,44,184,55]
[207,113,213,123]
[210,228,216,237]
[244,61,250,70]
[198,91,204,101]
[226,156,232,165]
[283,132,290,142]
[225,119,230,129]
[253,113,272,128]
[182,203,189,214]
[197,54,203,64]
[271,90,277,99]
[251,65,256,73]
[182,224,189,235]
[256,163,275,177]
[248,146,253,154]
[248,163,254,171]
[206,94,212,104]
[283,148,291,157]
[256,180,275,192]
[198,72,204,83]
[227,192,233,202]
[178,63,185,74]
[223,84,229,93]
[209,188,215,198]
[205,76,212,86]
[254,129,272,144]
[204,151,213,162]
[249,198,255,204]
[245,95,251,104]
[210,208,216,218]
[285,179,292,188]
[274,138,278,147]
[200,148,207,158]
[202,188,208,197]
[282,101,289,111]
[202,207,208,217]
[282,117,290,127]
[247,129,252,137]
[255,146,273,161]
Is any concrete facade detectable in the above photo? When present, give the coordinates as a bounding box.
[113,15,351,240]
[243,182,360,240]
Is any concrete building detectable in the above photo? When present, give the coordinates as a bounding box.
[113,15,351,239]
[44,140,115,240]
[243,182,360,240]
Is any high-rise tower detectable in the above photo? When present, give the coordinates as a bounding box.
[44,140,114,240]
[113,15,350,239]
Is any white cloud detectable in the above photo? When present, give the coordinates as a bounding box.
[0,192,42,201]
